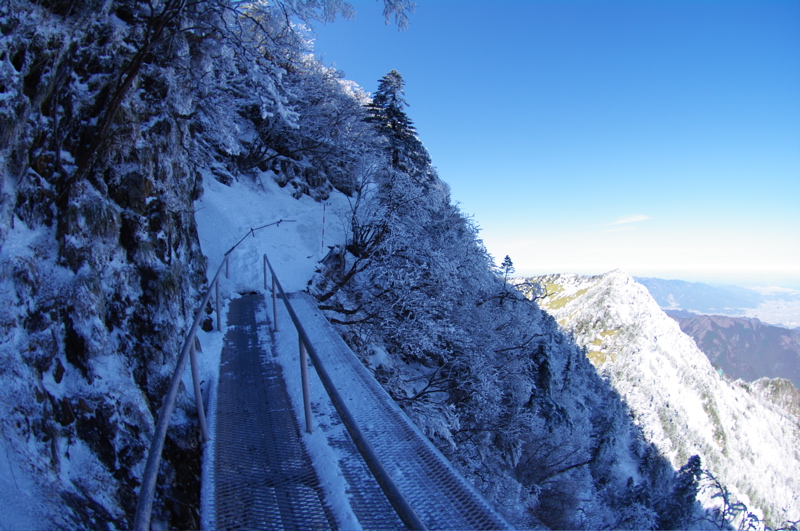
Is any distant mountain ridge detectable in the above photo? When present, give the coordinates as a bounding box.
[635,277,763,314]
[515,271,800,527]
[665,312,800,390]
[636,276,800,330]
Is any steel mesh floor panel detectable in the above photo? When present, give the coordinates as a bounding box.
[288,293,513,530]
[213,295,335,531]
[326,423,405,530]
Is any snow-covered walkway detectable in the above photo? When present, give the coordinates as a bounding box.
[202,290,512,530]
[205,294,335,530]
[277,292,512,530]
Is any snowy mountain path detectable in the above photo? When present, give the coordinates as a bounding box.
[276,292,513,530]
[206,294,335,529]
[201,290,513,530]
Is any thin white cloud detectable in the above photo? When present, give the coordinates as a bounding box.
[607,214,650,226]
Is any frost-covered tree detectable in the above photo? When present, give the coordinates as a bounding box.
[501,255,515,282]
[658,454,704,529]
[365,69,431,178]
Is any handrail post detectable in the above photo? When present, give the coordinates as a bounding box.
[263,254,267,291]
[189,340,209,442]
[299,338,313,434]
[215,278,221,331]
[225,254,229,279]
[272,275,278,332]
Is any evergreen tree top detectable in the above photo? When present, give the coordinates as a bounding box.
[373,69,408,109]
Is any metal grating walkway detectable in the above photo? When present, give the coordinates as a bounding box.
[210,294,335,530]
[323,417,405,529]
[204,292,512,530]
[286,292,512,530]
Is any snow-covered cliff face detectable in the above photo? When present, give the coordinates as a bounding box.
[0,0,365,527]
[1,2,212,526]
[518,271,800,527]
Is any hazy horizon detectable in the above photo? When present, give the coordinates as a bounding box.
[513,267,800,291]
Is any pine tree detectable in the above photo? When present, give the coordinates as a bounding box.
[657,454,703,529]
[501,255,515,283]
[366,70,431,176]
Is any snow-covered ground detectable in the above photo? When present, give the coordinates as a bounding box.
[190,168,352,442]
[193,170,360,527]
[195,170,350,294]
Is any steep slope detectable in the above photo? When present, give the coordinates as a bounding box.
[0,0,379,526]
[665,312,800,389]
[518,271,800,527]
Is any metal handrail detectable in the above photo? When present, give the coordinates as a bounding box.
[133,255,225,531]
[133,221,294,531]
[263,253,429,531]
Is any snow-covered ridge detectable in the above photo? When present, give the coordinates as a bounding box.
[517,270,800,527]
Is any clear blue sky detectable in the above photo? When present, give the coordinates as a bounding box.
[311,0,800,287]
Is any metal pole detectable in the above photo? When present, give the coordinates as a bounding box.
[299,338,313,434]
[272,275,278,333]
[215,278,221,331]
[263,254,267,291]
[189,340,209,442]
[225,254,229,279]
[321,202,326,255]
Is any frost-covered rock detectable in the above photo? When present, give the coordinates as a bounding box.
[0,0,363,526]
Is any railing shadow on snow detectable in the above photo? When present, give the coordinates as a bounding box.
[133,221,428,531]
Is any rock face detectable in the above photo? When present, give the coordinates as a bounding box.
[0,0,386,526]
[0,0,210,525]
[666,312,800,389]
[517,271,800,527]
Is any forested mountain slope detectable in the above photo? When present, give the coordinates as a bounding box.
[666,312,800,389]
[517,271,800,528]
[0,0,778,528]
